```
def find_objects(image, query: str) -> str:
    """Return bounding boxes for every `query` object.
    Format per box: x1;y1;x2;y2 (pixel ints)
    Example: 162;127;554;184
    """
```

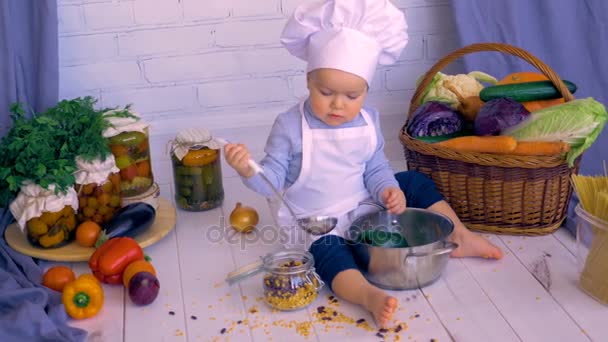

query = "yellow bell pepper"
62;274;104;320
182;148;218;166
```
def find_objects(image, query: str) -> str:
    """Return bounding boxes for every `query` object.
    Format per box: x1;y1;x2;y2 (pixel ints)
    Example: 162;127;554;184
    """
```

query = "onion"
230;202;259;233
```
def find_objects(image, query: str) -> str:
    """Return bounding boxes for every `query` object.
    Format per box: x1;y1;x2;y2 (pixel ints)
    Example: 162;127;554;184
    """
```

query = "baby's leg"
309;235;397;328
427;201;503;259
395;171;503;259
332;269;397;327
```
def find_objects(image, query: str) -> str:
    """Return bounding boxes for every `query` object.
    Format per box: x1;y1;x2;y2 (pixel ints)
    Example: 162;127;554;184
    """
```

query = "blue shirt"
243;99;398;204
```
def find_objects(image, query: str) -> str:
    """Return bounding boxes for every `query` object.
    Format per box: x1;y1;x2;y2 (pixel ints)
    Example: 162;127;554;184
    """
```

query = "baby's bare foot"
450;227;503;259
363;289;398;327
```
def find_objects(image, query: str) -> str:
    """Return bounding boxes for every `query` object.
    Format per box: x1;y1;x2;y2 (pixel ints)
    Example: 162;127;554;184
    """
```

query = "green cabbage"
502;97;608;166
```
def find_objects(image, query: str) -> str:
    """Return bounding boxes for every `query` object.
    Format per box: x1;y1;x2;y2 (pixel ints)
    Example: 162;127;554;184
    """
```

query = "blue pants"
309;171;444;290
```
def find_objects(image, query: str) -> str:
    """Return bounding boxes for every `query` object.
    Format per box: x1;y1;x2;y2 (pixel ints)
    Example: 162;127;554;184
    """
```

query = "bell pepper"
182;148;218;166
89;237;144;285
62;274;104;320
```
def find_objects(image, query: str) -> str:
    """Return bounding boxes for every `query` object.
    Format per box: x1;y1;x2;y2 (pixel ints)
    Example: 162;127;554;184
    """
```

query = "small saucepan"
345;207;457;290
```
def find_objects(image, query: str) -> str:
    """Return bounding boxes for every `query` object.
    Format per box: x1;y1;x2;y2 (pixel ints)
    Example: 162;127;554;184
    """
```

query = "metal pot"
345;207;458;290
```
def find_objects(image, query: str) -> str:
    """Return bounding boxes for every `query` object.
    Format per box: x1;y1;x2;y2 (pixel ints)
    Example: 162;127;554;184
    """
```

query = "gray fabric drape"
0;0;59;137
450;0;608;233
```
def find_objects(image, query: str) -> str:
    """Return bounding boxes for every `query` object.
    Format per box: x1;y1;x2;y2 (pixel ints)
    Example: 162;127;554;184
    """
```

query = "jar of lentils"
225;250;324;311
262;250;324;311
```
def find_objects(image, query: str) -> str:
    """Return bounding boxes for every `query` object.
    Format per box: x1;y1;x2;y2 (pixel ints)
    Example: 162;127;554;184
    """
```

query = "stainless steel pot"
346;207;458;290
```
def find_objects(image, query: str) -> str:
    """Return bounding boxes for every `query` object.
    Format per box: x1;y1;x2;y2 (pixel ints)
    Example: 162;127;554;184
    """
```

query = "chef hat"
280;0;408;84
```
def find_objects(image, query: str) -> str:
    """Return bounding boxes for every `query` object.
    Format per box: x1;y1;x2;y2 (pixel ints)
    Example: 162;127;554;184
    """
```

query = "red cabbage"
407;102;464;137
474;98;530;136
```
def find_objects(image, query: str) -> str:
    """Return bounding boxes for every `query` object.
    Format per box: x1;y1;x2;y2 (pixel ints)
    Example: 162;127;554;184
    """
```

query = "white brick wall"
58;0;462;164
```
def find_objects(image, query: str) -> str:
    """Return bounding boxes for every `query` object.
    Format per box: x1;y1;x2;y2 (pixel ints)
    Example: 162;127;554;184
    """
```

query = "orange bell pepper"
89;237;144;285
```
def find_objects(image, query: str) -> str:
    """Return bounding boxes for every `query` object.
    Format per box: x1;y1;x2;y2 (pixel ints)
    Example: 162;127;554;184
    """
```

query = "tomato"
122;259;157;288
42;266;76;292
76;221;102;247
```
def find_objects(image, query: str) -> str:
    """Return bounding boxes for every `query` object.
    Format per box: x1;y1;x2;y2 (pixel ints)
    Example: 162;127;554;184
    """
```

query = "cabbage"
475;98;530;136
502;97;608;166
408;102;464;137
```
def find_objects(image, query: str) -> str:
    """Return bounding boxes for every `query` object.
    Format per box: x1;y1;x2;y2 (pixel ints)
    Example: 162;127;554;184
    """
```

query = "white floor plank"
553;228;577;256
499;233;608;341
461;234;590;342
170;178;253;342
222;176;320;342
123;183;188;341
421;258;521;342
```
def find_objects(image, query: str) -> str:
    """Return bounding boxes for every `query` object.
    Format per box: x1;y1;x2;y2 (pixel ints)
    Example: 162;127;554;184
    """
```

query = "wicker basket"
400;42;580;236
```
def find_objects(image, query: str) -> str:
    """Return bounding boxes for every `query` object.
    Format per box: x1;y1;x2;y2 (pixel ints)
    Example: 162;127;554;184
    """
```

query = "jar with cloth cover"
73;155;121;225
170;128;224;211
9;182;79;248
103;110;154;197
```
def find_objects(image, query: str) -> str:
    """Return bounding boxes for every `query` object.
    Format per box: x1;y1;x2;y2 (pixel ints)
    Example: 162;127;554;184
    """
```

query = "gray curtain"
450;0;608;234
450;0;608;176
0;0;59;137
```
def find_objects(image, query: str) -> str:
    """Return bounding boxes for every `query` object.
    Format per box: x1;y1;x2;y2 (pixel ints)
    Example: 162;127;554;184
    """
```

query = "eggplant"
102;202;156;240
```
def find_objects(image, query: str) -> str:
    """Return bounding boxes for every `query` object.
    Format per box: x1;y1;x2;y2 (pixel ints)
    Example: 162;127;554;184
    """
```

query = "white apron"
272;101;379;248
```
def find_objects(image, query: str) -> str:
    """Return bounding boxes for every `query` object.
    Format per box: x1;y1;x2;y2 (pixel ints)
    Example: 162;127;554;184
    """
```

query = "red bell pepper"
89;237;144;285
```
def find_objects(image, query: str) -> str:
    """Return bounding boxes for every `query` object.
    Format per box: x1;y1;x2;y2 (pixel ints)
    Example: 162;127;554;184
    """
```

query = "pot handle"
403;241;459;262
225;260;264;285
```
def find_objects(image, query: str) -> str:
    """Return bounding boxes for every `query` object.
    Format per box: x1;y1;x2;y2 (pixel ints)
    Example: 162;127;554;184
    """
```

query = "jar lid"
171;128;224;161
102;109;149;138
225;249;314;285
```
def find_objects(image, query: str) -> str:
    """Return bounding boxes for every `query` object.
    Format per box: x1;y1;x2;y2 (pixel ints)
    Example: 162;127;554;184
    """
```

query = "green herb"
0;96;135;207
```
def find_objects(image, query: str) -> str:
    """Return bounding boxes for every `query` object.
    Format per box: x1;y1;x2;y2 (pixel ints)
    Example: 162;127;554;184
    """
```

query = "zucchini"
479;80;577;102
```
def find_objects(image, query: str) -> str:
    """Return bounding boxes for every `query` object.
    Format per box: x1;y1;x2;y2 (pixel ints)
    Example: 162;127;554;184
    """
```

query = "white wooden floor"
39;124;608;342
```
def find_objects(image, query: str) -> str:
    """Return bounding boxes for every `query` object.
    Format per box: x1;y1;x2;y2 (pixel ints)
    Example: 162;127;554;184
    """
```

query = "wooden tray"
4;197;176;262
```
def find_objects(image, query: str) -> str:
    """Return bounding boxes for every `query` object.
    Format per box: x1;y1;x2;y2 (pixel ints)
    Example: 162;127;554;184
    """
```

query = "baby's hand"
224;143;255;178
381;187;406;214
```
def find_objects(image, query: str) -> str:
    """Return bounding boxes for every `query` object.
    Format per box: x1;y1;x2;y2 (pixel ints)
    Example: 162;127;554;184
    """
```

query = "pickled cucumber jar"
9;182;79;249
170;128;224;211
73;155;121;225
225;250;324;311
103;110;154;197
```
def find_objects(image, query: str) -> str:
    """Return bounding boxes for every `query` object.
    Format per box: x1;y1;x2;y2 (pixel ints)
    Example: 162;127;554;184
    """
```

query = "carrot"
510;141;570;156
434;135;517;154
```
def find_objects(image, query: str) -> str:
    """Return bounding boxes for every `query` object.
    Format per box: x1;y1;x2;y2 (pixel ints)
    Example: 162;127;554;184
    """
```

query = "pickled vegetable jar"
73;155;121;225
170;128;224;211
9;183;79;249
103;110;154;197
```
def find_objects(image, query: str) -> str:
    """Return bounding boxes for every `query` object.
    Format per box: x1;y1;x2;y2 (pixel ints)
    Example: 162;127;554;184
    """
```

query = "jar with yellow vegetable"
225;250;324;311
103;110;154;197
170;128;224;211
9;182;79;248
73;155;121;225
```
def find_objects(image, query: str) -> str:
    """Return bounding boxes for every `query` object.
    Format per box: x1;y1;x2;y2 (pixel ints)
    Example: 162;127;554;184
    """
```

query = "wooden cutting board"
4;196;176;262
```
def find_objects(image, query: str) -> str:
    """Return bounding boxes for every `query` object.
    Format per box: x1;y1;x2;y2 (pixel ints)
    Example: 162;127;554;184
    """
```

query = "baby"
225;0;502;327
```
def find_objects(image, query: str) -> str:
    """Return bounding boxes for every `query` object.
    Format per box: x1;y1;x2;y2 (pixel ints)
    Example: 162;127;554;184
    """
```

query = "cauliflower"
419;71;497;109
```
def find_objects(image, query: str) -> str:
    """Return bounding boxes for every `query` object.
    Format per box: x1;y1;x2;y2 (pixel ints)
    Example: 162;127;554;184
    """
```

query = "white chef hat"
280;0;408;85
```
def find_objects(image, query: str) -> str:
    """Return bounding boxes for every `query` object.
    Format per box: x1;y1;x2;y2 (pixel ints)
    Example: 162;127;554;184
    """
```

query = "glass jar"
26;205;77;248
9;183;79;249
74;174;121;225
170;128;224;211
104;110;154;197
74;156;122;225
225;250;324;311
262;250;323;311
